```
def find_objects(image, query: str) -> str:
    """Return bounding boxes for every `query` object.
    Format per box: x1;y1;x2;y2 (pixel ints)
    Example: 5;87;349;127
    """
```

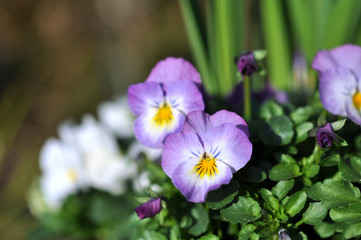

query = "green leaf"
302;164;319;178
331;119;346;131
329;202;361;223
302;202;327;225
284;191;307;217
314;222;348;239
253;49;268;60
259;100;284;120
269;163;301;181
198;234;220;240
295;122;314;144
272;179;295;200
307;179;361;209
221;197;261;223
238;224;257;240
206;180;239;210
170;225;180;240
260;116;294;146
242;167;267;183
290;106;323;125
321;154;340;167
334;133;348;147
188;204;209;236
339;157;361;182
317;116;327;127
344;222;361;239
144;231;167;240
278;154;296;164
260;188;279;211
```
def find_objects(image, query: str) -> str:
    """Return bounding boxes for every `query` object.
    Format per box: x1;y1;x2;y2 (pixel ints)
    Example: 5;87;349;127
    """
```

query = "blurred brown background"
0;0;191;238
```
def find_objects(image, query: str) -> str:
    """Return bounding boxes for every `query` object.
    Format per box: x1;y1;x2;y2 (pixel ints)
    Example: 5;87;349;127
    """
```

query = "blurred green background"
0;0;190;238
2;0;361;238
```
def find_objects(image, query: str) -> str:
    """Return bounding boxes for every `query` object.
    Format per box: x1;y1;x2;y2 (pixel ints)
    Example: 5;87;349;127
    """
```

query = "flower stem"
244;76;252;120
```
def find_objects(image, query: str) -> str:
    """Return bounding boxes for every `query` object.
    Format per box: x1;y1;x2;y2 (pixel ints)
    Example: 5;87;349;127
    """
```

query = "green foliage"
221;197;261;223
269;163;301;181
260;116;294;146
284;191;307;217
307;179;361;209
339;157;361;182
206;180;239;210
302;202;328;225
188;204;209;236
272;179;295;200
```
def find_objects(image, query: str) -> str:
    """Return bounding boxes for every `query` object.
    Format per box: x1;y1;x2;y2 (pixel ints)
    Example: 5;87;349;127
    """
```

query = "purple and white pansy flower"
312;44;361;124
162;110;252;203
128;57;204;148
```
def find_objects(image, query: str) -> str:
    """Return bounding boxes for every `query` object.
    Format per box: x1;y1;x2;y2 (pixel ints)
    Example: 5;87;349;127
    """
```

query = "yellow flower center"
153;103;173;127
353;91;361;110
192;152;219;178
66;168;78;183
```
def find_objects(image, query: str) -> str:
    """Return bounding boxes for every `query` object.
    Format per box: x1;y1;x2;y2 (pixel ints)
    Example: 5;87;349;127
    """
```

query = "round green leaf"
206;180;239;210
307;179;361;209
269;163;301;181
221;197;261;223
271;179;295;200
260;116;294;146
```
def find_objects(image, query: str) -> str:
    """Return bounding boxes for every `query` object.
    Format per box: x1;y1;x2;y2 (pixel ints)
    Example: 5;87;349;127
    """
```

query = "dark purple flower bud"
235;52;258;76
316;123;337;149
135;197;162;220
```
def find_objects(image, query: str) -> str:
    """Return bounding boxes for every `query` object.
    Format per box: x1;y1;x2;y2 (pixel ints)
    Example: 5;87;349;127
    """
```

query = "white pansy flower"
97;96;135;138
75;115;137;194
39;138;87;209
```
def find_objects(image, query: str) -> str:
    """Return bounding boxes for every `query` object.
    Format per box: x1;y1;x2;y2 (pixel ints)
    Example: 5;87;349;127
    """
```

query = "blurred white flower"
39;138;88;209
128;141;162;162
132;171;162;194
97;96;135;138
75;115;137;195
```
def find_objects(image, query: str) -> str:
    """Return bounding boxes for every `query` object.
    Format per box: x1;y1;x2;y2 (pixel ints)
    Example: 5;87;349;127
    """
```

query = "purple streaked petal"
127;82;164;116
210;110;249;137
319;68;356;116
312;44;361;79
182;111;212;137
145;57;201;84
172;160;232;203
346;98;361;125
204;123;252;172
134;108;185;148
135;197;162;220
165;80;205;113
162;131;204;177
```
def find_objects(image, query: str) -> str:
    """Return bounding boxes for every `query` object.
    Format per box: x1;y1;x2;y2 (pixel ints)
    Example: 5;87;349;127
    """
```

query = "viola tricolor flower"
128;57;204;148
312;44;361;124
135;197;162;220
162;110;252;203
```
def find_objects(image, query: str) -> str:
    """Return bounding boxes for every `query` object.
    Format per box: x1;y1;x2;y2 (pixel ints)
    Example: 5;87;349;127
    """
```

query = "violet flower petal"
145;57;202;84
165;80;205;113
210;110;249;137
134;108;185;149
203;123;252;172
162;131;204;177
319;68;356;116
127;82;164;116
172;158;232;203
312;44;361;79
182;111;212;137
236;52;258;76
135;197;162;220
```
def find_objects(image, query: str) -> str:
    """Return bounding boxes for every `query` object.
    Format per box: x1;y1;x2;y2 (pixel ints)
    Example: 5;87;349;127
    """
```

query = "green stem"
244;76;251;120
294;219;305;228
315;144;322;165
